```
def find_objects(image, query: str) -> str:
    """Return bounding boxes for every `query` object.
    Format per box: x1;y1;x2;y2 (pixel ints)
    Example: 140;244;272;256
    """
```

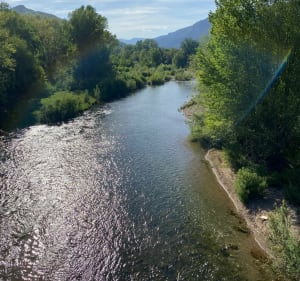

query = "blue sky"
4;0;215;39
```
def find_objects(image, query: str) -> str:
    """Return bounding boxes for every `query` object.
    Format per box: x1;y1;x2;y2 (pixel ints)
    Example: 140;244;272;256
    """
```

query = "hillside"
12;5;58;19
120;18;210;48
154;18;210;48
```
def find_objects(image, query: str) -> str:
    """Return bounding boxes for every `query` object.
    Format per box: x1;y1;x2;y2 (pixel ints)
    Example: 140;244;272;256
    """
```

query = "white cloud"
5;0;215;39
104;6;165;17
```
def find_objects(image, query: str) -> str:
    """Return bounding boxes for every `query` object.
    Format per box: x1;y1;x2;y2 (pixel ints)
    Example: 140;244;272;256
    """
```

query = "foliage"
234;167;267;203
34;91;95;123
269;202;300;280
196;34;276;142
192;0;300;205
68;5;109;54
173;38;199;68
0;8;46;127
0;3;195;127
174;69;193;81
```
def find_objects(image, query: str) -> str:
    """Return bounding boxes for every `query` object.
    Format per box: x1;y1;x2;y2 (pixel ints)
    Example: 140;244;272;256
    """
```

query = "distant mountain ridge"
12;5;58;19
120;18;210;48
154;18;210;48
120;38;145;45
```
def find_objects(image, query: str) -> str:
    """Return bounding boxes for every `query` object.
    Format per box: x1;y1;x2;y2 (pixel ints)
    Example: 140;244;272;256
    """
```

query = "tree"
0;2;9;10
0;8;45;126
181;38;198;57
0;28;16;115
194;0;300;193
173;38;199;68
68;5;108;54
28;16;70;75
73;47;113;90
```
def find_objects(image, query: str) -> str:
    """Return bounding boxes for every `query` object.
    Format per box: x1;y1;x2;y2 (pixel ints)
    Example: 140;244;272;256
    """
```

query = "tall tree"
68;5;109;54
195;0;300;180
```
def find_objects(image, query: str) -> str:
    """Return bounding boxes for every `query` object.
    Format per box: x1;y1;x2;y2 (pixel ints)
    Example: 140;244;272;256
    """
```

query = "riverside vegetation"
189;0;300;280
0;3;198;128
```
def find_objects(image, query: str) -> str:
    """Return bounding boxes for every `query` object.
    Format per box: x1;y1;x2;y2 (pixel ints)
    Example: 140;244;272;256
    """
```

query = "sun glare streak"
234;48;292;128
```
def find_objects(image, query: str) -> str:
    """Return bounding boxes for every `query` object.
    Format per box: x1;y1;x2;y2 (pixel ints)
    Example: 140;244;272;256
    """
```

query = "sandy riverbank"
205;149;300;260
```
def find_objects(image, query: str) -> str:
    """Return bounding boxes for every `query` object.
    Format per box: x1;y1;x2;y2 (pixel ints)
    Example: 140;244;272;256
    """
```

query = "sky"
4;0;215;39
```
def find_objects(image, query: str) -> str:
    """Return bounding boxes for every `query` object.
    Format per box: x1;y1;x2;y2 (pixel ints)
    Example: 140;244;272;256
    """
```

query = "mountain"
120;18;210;48
120;38;145;45
154;18;210;48
12;5;58;19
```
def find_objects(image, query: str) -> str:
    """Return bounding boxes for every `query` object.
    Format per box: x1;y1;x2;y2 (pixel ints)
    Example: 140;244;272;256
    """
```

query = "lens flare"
234;49;292;128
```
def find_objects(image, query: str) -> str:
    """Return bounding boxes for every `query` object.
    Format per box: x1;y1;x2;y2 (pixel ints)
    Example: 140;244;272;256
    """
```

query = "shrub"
149;72;165;86
35;91;95;123
234;167;267;202
269;202;300;280
174;69;193;81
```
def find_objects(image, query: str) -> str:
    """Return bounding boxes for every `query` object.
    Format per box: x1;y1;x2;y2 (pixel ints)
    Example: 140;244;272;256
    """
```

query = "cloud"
5;0;215;38
104;6;165;17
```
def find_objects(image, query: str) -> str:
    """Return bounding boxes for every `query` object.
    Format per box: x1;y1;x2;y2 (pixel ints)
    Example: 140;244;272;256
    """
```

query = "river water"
0;81;273;280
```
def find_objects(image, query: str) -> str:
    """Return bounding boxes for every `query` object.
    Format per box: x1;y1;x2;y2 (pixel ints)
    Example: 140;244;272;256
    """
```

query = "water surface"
0;81;273;280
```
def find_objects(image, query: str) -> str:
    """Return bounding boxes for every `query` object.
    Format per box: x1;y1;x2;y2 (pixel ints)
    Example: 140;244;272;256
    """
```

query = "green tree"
68;5;109;54
0;8;45;126
194;0;300;201
181;38;198;57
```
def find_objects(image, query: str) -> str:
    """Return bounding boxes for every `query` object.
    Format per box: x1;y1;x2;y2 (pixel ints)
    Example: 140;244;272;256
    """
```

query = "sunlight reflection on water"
0;82;274;280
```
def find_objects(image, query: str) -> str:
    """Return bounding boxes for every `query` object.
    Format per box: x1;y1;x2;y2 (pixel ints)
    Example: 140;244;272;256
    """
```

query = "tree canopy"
194;0;300;204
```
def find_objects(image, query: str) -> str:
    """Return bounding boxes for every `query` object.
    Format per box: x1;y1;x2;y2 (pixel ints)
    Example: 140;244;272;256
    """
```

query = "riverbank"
180;101;300;260
205;149;300;260
205;149;274;258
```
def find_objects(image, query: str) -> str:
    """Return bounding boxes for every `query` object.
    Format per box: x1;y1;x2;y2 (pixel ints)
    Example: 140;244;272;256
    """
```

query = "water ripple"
0;82;273;280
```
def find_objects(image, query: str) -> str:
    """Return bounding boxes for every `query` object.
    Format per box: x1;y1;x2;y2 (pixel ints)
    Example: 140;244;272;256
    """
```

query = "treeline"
0;3;198;128
192;1;300;278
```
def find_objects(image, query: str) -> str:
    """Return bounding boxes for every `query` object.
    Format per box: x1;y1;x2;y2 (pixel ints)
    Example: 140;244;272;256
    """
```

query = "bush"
174;69;193;81
234;167;267;202
148;71;165;86
269;202;300;280
35;91;95;123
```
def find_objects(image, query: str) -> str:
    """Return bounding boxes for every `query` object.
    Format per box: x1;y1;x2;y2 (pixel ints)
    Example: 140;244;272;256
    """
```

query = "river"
0;81;273;280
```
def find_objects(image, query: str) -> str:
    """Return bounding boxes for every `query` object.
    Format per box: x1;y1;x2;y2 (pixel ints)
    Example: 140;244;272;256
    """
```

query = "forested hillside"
0;3;197;129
